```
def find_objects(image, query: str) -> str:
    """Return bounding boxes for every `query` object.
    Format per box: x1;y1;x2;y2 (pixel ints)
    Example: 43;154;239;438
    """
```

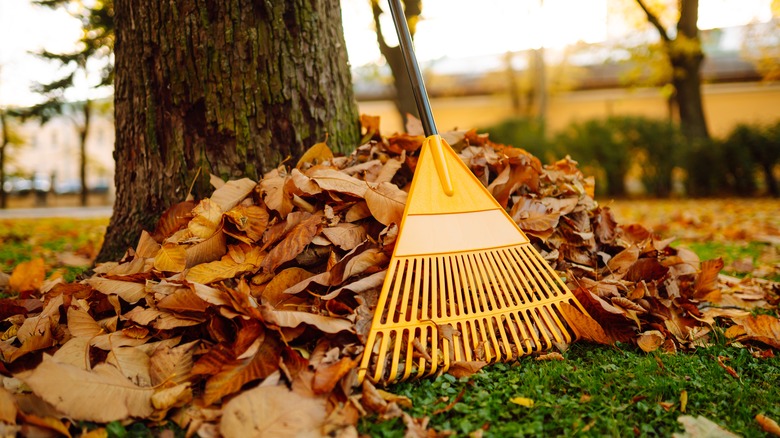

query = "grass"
359;341;780;437
0;217;107;283
1;200;778;436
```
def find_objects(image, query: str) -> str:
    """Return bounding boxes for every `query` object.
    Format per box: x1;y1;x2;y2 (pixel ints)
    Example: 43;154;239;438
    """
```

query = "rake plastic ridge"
357;0;590;384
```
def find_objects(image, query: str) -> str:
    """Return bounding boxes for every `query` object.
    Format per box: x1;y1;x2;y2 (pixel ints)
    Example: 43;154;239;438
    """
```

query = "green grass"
359;342;780;437
0;218;108;282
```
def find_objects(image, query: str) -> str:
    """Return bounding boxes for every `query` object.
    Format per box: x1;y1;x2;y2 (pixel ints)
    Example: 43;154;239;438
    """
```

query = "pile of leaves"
0;116;778;436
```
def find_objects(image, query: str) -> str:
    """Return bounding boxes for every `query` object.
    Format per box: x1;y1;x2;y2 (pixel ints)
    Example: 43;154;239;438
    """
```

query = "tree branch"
635;0;671;43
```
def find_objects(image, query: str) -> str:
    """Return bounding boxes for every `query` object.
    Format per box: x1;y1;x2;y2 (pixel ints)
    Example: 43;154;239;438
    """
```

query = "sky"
0;0;774;107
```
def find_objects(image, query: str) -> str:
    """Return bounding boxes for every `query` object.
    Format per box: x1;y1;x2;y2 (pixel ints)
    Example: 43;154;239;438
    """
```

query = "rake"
357;0;590;384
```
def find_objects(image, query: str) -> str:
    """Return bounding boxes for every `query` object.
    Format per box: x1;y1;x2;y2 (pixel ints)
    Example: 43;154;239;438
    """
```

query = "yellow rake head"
357;135;588;384
358;0;591;384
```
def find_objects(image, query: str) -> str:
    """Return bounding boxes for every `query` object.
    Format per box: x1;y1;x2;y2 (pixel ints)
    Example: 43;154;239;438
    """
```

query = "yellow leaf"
735;314;780;349
135;230;161;259
185;229;227;268
510;397;534;407
9;258;45;294
297;140;334;168
365;182;407;226
224;205;269;243
154;243;187;273
680;390;688;413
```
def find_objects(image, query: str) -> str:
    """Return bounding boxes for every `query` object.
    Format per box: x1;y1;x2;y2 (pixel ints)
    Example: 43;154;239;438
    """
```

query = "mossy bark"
98;0;360;262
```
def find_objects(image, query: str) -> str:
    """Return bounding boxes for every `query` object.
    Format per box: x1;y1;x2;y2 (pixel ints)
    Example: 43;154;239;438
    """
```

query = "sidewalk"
0;206;113;219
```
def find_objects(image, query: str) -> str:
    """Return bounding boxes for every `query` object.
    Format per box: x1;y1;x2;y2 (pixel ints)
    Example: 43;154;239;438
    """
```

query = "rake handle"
387;0;436;136
387;0;454;196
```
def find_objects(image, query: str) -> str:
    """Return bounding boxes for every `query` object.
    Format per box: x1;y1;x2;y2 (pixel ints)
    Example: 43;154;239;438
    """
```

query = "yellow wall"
358;82;780;139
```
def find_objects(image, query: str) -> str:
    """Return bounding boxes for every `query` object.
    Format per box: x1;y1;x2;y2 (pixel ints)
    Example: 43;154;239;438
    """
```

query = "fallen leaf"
220;384;327;437
559;302;615;345
262;308;354;334
309;168;368;198
637;330;666;352
261;213;323;273
20;356;155;422
673;415;739;438
510;397;534;407
9;258;45;295
734;314;780;349
154;243;187;273
87;277;147;304
0;387;16;424
756;414;780;437
297;140;334;168
446;361;488;378
209;178;257;212
365;182;407;226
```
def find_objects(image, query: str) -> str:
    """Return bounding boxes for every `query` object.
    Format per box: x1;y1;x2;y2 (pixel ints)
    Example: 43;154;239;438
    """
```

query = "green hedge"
482;116;780;198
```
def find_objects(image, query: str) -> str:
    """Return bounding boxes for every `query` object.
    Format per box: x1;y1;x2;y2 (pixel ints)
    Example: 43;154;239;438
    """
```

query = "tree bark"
78;101;91;207
671;0;709;141
98;0;360;262
635;0;710;142
0;112;7;209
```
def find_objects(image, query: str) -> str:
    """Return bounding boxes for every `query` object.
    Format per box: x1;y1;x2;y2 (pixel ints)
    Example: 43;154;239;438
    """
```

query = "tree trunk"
78;101;91;207
97;0;360;262
670;0;709;141
0;112;7;209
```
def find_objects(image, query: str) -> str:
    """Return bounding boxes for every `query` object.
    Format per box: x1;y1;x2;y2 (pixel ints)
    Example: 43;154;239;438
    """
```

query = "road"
0;206;113;219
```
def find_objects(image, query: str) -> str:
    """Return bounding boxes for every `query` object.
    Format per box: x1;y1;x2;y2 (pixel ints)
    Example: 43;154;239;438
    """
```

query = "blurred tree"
620;0;710;141
22;0;114;206
370;0;422;127
97;0;360;262
742;1;780;82
0;109;26;209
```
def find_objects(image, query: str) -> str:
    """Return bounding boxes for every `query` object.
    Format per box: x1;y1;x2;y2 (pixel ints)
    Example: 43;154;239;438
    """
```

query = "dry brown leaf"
735;314;780;349
607;246;640;276
261;213;323;274
262;308;354;334
309;168;368;198
511;198;560;232
150;341;197;386
188;199;224;239
185;229;227;268
151;383;192;411
157;288;210;314
559;302;615;345
0;387;16;424
185;255;258;285
107;346;152;386
446;361;488;378
9;258;45;295
756;414;780;437
365;182;407;227
261;267;313;308
20;356;155;422
67;306;104;338
693;258;724;298
313;356;358;395
87;277;147;304
202;335;281;405
154;243;187;273
224;205;269;243
152;201;197;242
673;415;739;438
322;223;367;251
637;330;666;352
220;384;327;438
209;178;256;212
135;230;161;259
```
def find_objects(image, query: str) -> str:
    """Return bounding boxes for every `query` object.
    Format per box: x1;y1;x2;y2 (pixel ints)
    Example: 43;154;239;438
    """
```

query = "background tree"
0;109;26;209
97;0;361;262
631;0;710;141
23;0;114;206
371;0;423;127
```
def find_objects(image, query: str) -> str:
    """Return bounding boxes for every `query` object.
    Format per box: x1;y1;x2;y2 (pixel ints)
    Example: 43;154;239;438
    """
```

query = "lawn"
0;198;778;436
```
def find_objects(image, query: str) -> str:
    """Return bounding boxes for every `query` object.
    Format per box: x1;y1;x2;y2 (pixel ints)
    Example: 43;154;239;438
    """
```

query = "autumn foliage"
0;117;778;436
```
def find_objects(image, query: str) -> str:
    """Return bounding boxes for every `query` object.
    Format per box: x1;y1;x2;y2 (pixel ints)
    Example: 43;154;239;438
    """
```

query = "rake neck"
387;0;437;136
